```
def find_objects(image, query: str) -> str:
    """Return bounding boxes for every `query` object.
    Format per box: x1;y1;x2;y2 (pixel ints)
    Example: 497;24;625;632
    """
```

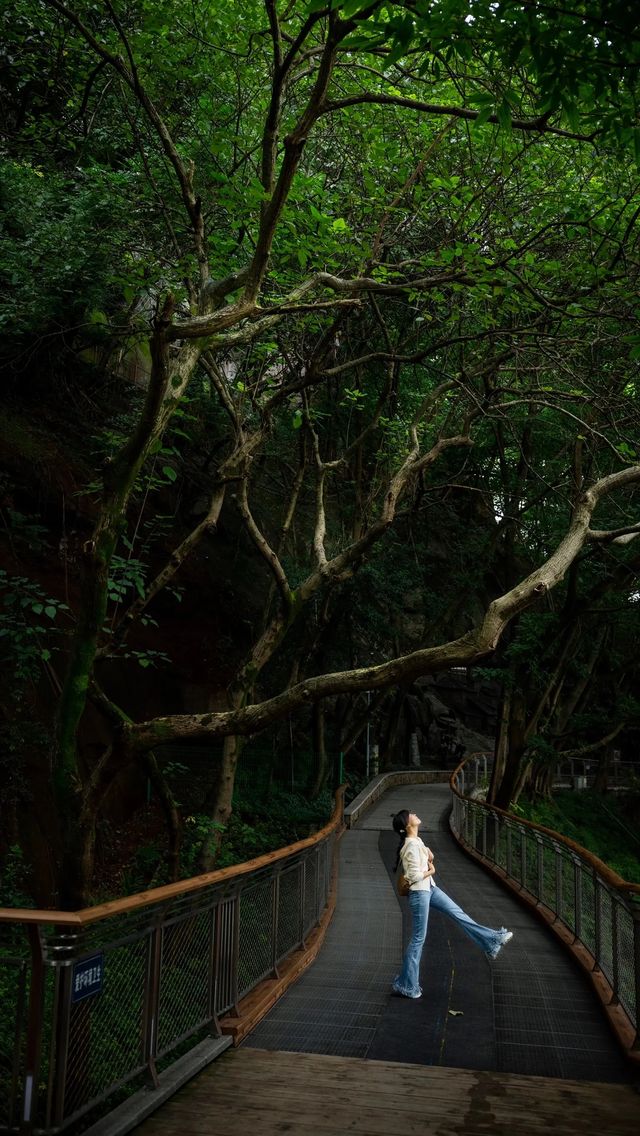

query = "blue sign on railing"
71;953;104;1003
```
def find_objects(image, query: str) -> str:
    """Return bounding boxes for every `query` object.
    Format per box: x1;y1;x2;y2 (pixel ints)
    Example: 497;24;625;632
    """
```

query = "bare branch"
557;722;626;760
588;523;640;545
237;477;293;611
305;400;343;571
320;92;597;144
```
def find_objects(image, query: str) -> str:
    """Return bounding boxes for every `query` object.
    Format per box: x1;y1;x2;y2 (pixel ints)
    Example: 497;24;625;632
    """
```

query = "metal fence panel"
617;900;636;1023
237;877;274;999
276;864;302;963
57;933;148;1124
214;896;238;1017
451;757;638;1033
0;791;344;1135
303;852;318;936
157;909;214;1057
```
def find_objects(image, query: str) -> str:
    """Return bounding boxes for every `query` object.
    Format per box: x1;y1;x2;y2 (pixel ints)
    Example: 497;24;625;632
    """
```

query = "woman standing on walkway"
392;809;513;999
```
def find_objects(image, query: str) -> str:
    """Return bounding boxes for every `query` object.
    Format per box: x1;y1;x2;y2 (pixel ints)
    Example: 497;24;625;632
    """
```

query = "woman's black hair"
391;809;410;872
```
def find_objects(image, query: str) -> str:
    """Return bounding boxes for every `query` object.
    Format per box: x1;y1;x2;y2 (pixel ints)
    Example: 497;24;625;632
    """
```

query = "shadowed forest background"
1;0;640;909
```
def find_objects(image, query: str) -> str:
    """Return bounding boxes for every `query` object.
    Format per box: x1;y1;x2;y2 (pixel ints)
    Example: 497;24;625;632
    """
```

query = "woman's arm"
401;841;428;885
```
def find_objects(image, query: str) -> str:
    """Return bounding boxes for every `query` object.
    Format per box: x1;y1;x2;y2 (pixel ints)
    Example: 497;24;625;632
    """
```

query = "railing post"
216;892;240;1017
573;858;582;941
271;870;281;979
142;915;163;1089
593;872;602;972
207;903;221;1037
520;828;526;889
299;859;307;948
46;950;74;1128
314;845;321;923
232;892;240;1013
610;897;620;1006
555;846;563;922
506;824;512;878
536;838;544;906
19;926;46;1136
632;901;640;1050
481;811;487;857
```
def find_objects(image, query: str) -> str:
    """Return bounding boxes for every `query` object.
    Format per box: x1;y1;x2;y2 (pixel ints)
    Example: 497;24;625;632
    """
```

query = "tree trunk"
594;744;612;794
488;684;511;805
531;761;555;799
58;737;132;907
197;727;244;872
493;686;529;810
511;758;534;806
309;701;329;798
145;751;183;883
380;689;404;769
340;689;386;760
53;322;201;905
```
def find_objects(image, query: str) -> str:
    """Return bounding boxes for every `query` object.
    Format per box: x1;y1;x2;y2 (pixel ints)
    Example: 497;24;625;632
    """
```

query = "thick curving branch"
320;92;597;143
168;268;471;341
588;523;640;545
126;463;640;751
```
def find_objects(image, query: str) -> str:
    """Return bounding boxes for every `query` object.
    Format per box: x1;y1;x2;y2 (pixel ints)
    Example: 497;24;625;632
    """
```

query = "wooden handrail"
450;756;640;896
0;787;346;927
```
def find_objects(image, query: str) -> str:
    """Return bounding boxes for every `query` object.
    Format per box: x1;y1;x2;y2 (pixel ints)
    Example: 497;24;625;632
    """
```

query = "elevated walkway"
132;782;640;1136
245;783;630;1080
131;781;640;1136
132;1048;639;1136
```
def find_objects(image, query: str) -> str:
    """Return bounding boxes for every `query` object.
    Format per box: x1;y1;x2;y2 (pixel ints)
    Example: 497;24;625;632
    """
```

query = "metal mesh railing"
157;908;215;1056
0;789;343;1134
303;850;318;936
276;864;303;961
450;758;640;1044
60;933;148;1121
215;896;238;1017
238;875;275;998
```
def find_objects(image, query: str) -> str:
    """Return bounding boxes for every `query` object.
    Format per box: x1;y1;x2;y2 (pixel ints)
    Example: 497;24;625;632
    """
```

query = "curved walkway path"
246;783;630;1082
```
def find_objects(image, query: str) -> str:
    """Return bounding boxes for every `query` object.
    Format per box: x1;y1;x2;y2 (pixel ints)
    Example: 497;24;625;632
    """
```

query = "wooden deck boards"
133;1047;640;1136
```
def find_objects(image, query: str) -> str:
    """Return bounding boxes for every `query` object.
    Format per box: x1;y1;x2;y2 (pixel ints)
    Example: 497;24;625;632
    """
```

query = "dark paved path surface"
245;783;633;1083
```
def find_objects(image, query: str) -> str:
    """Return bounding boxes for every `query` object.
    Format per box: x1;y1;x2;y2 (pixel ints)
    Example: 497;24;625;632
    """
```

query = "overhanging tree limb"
126;463;640;750
320;92;597;143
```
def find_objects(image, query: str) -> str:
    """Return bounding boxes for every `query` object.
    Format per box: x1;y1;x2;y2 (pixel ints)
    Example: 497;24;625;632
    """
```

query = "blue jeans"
392;885;507;998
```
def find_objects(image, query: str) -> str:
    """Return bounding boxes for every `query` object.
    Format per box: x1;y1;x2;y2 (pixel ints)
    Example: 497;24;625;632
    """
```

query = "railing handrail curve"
450;754;640;895
0;786;346;927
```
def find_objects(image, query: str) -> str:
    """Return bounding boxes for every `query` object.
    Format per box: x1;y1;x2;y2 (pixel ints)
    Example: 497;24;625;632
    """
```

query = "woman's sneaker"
486;929;513;960
392;984;422;999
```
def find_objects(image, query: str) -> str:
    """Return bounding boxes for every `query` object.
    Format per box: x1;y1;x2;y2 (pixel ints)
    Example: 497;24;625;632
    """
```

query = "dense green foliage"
517;789;640;883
